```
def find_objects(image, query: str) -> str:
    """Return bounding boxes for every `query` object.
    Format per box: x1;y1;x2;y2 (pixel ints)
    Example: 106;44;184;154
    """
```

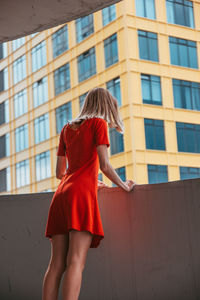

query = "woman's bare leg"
42;234;69;300
62;229;93;300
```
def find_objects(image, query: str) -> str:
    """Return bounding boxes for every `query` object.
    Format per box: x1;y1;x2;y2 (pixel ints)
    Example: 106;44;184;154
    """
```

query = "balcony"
0;178;200;299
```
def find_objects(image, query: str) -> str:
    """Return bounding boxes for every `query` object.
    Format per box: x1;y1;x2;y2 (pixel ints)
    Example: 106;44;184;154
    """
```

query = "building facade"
0;0;200;194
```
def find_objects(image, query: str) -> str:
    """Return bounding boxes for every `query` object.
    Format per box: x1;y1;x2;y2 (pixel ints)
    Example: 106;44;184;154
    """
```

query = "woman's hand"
123;180;137;192
97;180;109;190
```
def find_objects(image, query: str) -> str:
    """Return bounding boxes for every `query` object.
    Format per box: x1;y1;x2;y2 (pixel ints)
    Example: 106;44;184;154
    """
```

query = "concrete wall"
0;178;200;299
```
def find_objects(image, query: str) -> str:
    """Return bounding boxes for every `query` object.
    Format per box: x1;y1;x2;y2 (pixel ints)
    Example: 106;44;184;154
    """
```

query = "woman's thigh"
49;234;69;272
66;229;93;270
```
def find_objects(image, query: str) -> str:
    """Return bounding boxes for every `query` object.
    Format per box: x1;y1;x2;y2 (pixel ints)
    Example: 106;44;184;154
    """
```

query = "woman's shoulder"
91;116;107;124
86;117;107;130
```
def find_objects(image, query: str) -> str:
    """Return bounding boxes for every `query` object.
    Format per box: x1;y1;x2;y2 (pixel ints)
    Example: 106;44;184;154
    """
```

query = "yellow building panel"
0;0;200;194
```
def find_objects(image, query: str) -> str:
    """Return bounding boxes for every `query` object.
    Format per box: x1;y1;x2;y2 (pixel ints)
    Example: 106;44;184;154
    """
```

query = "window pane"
179;44;189;67
146;0;156;19
148;164;168;183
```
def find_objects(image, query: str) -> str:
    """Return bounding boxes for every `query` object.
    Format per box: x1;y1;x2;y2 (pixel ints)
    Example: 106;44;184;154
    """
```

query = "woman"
42;87;136;300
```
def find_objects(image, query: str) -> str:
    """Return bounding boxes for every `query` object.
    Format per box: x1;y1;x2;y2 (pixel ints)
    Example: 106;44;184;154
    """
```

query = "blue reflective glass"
52;25;68;58
145;119;165;150
102;4;116;26
180;167;200;180
104;33;118;68
142;74;162;105
188;46;198;68
148;164;168;183
78;48;96;82
176;122;200;153
138;31;158;61
112;167;126;187
106;77;122;106
109;128;124;155
56;102;72;133
166;0;194;28
135;0;156;19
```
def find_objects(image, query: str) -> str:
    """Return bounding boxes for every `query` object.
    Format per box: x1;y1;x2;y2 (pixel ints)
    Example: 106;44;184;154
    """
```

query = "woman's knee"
49;259;66;274
66;258;85;273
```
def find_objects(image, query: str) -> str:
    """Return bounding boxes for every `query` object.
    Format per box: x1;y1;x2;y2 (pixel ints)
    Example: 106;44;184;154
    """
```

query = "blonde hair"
70;87;124;134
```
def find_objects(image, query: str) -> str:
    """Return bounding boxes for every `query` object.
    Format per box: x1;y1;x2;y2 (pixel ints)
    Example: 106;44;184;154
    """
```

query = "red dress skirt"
45;117;110;248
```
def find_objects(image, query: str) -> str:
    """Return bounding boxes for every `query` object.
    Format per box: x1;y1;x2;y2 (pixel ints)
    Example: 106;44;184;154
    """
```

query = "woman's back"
57;117;110;177
45;116;110;248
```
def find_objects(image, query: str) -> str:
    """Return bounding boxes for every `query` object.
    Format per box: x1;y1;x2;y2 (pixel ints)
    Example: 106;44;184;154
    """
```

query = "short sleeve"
94;118;110;148
56;126;66;156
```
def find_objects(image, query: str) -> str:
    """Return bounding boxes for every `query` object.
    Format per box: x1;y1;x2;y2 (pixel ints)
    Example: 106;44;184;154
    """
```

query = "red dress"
45;117;110;248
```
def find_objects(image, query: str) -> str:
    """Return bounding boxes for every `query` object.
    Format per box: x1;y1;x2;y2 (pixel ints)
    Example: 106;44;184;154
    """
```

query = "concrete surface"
0;178;200;299
0;0;122;42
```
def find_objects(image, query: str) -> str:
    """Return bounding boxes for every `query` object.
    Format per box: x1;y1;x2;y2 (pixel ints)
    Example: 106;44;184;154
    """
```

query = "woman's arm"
56;156;67;179
96;144;136;191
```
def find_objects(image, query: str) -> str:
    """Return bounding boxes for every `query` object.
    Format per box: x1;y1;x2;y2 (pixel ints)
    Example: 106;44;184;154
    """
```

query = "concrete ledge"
0;178;200;299
0;0;122;42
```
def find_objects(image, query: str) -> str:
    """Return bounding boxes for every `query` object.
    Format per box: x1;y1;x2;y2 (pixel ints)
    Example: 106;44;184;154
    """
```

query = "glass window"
106;77;121;106
144;118;166;150
176;122;200;153
0;42;7;60
141;74;162;105
15;123;29;152
169;36;198;68
0;43;3;60
56;102;72;134
5;100;9;123
31;32;38;38
104;33;118;68
75;14;94;43
138;30;159;62
5;133;10;156
31;41;46;72
0;102;4;125
0;70;3;92
0;133;10;158
14;89;28;118
54;63;70;96
0;167;11;192
77;47;96;82
0;168;6;192
35;150;51;181
12;37;25;51
166;0;194;28
102;4;116;26
6;167;11;192
3;67;8;90
112;166;126;187
3;43;7;58
172;79;200;111
16;159;30;188
148;164;168;183
180;166;200;180
33;77;48;107
109;128;124;155
79;92;88;110
0;100;9;125
98;173;103;181
34;113;49;144
0;135;5;159
135;0;156;19
0;68;8;92
13;55;26;84
52;25;69;58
